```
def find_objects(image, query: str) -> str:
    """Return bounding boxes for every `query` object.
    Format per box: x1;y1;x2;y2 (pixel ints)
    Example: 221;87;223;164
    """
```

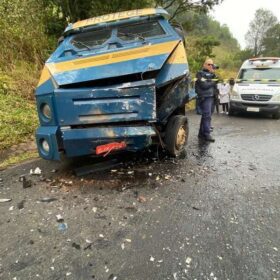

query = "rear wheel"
164;115;189;157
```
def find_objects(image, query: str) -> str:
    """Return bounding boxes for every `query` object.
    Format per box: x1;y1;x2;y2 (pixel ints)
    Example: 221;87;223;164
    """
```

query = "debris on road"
72;242;81;250
58;223;68;232
185;257;192;265
108;274;117;280
20;176;32;189
248;163;257;171
137;195;147;203
39;197;58;203
150;256;155;262
74;159;121;176
17;200;25;209
0;198;12;203
30;167;42;175
56;214;64;222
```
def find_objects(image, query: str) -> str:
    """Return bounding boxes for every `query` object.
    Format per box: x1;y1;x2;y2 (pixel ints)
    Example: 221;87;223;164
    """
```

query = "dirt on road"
0;112;279;280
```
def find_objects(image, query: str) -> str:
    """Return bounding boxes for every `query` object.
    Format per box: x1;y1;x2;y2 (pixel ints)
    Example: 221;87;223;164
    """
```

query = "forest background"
0;0;279;154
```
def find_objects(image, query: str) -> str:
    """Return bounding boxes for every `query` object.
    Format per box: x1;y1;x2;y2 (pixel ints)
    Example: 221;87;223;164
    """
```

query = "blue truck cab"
35;8;192;160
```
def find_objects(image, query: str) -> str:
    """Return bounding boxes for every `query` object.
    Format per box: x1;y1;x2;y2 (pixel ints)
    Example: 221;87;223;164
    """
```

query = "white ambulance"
230;57;280;119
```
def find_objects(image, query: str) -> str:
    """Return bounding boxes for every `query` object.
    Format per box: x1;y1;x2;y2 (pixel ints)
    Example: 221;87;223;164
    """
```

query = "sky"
210;0;280;49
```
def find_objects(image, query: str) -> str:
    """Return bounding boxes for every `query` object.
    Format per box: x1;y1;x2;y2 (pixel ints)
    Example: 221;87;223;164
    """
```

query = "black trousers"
211;99;219;114
222;103;229;112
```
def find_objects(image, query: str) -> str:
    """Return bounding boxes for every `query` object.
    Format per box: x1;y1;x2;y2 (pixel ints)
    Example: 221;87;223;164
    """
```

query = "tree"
42;0;223;37
245;9;278;56
42;0;153;24
262;23;280;56
41;0;154;37
154;0;223;20
0;0;51;65
187;35;220;73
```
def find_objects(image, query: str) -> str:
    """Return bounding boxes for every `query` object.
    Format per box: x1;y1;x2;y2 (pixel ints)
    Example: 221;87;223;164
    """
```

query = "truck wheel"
272;112;280;120
164;115;189;157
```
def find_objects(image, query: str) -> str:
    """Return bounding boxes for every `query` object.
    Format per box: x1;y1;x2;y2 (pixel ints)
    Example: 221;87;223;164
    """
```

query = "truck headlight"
230;90;241;101
40;103;52;121
40;138;50;155
42;139;50;153
271;94;280;102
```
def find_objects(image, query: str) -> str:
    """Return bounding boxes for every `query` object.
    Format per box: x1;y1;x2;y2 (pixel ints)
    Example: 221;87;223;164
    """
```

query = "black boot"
204;135;215;142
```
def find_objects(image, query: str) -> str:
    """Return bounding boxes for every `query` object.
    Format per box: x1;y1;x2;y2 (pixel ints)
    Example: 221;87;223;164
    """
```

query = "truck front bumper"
36;125;156;161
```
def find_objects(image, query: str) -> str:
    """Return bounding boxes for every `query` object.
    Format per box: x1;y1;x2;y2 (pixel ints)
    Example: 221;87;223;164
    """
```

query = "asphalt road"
0;112;279;280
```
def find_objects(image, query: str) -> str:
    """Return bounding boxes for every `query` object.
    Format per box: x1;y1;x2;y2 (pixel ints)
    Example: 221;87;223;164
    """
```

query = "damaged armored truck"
35;8;192;160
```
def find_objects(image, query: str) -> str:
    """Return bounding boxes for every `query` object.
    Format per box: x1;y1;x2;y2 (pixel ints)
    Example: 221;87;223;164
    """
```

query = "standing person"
218;81;230;114
195;58;218;142
212;87;220;114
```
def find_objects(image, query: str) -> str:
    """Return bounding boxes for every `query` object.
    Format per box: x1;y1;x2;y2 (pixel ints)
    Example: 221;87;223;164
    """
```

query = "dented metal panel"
62;126;156;157
54;80;156;126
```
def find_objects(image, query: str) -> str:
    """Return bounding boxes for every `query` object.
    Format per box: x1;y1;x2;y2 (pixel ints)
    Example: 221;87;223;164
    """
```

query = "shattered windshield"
71;28;112;50
70;20;166;51
239;68;280;80
117;21;166;41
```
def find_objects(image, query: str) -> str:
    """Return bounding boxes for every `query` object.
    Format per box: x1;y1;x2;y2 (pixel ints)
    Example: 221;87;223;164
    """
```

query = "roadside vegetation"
0;0;278;156
0;89;38;150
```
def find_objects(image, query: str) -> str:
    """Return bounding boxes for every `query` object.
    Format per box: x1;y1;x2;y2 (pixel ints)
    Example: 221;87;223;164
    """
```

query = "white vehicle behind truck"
230;57;280;119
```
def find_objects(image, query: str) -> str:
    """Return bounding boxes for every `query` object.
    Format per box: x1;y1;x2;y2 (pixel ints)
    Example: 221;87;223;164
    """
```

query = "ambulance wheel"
228;107;234;116
164;115;189;157
272;112;280;120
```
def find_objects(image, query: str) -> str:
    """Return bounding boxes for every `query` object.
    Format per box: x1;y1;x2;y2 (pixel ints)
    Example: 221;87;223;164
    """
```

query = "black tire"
272;112;280;120
228;107;234;116
164;115;189;157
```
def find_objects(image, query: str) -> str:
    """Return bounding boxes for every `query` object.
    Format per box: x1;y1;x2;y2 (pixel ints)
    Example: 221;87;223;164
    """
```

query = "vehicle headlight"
41;139;50;154
230;90;241;100
271;94;280;102
40;103;52;120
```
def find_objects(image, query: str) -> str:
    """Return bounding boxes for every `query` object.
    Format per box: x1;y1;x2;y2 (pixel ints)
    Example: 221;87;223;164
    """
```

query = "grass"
0;90;38;150
0;151;39;170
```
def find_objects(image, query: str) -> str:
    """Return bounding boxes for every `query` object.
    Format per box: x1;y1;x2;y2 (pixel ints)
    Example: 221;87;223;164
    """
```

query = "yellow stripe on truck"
46;41;179;75
37;66;51;87
167;41;188;64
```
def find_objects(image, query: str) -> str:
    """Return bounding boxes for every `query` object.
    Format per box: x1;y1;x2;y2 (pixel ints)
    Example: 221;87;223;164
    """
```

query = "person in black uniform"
195;58;218;142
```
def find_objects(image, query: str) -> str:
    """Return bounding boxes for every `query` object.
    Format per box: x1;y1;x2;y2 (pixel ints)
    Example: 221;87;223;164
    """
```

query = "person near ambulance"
218;81;230;114
195;58;219;142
